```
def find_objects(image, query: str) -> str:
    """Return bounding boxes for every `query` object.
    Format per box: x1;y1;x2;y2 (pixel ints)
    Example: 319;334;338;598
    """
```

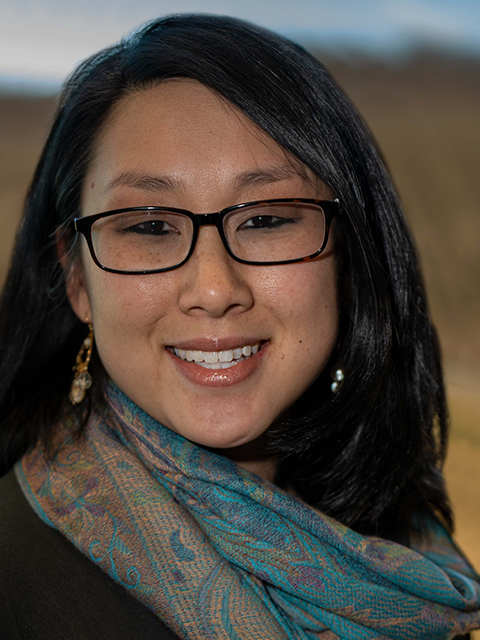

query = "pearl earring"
330;368;344;393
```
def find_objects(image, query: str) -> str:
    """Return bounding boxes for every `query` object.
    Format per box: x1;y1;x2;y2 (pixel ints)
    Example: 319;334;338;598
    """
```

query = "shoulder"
0;468;48;580
0;469;179;640
0;468;80;595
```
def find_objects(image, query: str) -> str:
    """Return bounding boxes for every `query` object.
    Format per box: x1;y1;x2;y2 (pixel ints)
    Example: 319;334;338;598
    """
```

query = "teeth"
200;360;239;370
203;351;218;364
219;350;233;362
173;342;260;366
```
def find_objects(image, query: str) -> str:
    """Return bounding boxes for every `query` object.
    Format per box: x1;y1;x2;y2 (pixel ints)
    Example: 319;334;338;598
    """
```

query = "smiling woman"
68;81;338;457
0;13;479;640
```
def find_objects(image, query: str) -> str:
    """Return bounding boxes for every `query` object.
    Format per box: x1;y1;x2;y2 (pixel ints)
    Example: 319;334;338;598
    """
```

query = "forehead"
84;80;317;199
80;81;334;219
93;82;277;162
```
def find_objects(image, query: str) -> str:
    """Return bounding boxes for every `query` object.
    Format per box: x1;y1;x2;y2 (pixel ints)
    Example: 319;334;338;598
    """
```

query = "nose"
177;225;254;318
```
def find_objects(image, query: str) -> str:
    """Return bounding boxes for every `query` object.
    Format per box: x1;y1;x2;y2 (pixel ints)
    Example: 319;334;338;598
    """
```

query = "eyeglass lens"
90;202;327;273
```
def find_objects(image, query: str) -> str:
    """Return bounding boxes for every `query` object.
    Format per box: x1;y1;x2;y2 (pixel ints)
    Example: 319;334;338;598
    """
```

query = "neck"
209;436;278;484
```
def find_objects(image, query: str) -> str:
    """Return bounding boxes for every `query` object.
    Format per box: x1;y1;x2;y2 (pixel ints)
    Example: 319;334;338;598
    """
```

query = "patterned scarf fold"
17;383;480;640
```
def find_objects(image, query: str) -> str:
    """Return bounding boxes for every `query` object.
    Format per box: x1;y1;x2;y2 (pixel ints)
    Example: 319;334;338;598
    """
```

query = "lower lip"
167;343;268;388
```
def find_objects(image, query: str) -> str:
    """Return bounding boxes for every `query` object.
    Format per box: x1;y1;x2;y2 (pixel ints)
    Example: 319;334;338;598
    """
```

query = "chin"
176;419;268;451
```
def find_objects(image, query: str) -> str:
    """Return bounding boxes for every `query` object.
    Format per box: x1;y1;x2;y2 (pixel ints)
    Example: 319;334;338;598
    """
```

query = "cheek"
259;259;338;336
83;271;177;362
88;273;170;319
252;260;338;416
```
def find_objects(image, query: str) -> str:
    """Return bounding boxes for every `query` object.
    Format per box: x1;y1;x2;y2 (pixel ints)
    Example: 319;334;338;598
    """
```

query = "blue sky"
1;0;479;89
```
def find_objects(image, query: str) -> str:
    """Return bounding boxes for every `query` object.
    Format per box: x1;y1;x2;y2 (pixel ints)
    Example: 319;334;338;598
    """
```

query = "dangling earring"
69;322;94;405
331;367;344;393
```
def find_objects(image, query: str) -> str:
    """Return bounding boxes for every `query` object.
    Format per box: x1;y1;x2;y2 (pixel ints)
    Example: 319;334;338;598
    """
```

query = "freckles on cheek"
261;263;333;314
91;276;175;327
279;262;338;346
257;270;302;308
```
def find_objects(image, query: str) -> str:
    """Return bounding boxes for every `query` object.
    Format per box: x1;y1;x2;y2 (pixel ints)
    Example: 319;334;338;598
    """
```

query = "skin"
67;80;338;481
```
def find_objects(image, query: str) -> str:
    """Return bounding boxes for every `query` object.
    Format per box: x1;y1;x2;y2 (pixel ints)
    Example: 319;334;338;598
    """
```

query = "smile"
173;343;260;369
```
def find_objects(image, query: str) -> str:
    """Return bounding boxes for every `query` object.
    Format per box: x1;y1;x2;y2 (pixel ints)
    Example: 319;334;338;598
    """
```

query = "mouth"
172;342;261;370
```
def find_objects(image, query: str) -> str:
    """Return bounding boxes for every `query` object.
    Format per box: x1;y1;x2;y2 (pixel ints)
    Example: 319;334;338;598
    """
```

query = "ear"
57;232;93;323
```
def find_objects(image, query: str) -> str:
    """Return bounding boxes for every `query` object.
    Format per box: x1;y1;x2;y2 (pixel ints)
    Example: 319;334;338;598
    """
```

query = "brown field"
1;51;479;626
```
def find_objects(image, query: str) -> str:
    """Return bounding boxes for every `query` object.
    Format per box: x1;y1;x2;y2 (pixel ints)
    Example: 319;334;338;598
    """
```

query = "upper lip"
168;337;266;352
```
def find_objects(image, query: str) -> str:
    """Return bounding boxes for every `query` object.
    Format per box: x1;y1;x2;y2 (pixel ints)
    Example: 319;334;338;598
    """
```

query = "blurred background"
1;0;479;588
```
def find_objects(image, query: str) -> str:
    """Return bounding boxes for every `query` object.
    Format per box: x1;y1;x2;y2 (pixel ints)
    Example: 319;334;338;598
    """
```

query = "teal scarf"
16;383;480;639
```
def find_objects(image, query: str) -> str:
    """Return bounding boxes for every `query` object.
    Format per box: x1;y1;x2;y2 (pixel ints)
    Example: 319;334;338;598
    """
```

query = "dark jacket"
0;470;179;640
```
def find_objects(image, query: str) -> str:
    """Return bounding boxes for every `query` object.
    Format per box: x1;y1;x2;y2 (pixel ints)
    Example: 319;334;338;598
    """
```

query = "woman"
0;14;478;640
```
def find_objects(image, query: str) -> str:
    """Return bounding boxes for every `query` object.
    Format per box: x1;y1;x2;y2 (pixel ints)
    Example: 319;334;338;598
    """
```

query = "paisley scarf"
17;383;480;640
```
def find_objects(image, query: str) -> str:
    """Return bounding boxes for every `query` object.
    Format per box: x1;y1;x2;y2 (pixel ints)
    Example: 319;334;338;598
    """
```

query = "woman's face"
69;80;338;453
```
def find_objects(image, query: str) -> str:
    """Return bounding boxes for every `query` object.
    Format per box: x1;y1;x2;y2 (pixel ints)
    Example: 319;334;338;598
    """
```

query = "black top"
0;469;180;640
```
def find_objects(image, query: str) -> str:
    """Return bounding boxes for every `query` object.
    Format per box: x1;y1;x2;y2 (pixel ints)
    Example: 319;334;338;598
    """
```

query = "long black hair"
0;14;451;543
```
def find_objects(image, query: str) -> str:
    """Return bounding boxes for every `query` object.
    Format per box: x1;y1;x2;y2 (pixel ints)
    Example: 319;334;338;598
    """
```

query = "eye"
238;215;296;230
122;219;180;236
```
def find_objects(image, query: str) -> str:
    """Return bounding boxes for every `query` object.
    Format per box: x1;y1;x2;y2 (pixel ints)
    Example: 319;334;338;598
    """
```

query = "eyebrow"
234;164;305;189
102;171;179;195
102;164;305;196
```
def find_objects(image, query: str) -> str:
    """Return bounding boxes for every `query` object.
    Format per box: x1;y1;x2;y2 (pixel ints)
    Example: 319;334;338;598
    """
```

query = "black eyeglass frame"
73;197;341;275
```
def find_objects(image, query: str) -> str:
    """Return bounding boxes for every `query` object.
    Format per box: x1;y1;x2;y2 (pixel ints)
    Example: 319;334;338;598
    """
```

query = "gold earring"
69;323;94;405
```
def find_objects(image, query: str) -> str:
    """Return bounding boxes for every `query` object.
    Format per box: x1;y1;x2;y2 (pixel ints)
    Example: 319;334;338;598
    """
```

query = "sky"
0;0;479;91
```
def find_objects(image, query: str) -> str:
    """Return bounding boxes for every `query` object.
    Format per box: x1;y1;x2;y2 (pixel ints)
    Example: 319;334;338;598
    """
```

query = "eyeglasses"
73;198;340;275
